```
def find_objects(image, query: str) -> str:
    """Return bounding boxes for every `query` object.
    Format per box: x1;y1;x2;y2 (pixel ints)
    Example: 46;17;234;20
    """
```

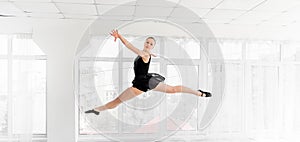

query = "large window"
77;37;300;141
207;39;300;141
208;63;243;133
0;34;47;138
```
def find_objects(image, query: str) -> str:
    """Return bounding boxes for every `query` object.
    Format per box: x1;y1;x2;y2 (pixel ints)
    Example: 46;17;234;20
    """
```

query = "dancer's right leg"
93;87;143;112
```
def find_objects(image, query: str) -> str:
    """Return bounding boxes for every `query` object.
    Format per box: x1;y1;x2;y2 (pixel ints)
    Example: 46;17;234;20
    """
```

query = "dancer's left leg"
152;83;205;96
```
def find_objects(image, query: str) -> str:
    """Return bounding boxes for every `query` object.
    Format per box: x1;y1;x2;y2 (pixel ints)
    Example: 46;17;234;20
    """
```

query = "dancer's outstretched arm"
110;29;149;57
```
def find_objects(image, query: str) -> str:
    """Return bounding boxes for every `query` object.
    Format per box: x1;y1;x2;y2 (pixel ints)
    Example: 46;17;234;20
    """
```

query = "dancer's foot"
198;89;212;97
85;109;100;115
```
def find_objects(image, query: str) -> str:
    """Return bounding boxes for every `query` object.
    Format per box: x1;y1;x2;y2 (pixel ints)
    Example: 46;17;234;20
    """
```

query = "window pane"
80;61;119;134
81;36;106;58
122;62;135;89
0;35;8;55
209;40;243;60
0;60;8;135
165;37;200;59
282;65;300;131
12;38;45;56
164;38;182;59
166;65;198;131
122;97;161;133
246;65;280;131
97;38;119;58
12;60;46;134
79;61;98;134
183;39;200;59
282;42;300;62
0;96;7;135
0;60;7;96
295;66;300;131
209;63;243;133
246;41;280;61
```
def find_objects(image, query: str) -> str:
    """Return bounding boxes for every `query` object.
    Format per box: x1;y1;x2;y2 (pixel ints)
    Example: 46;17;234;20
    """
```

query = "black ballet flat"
85;109;100;115
198;89;212;97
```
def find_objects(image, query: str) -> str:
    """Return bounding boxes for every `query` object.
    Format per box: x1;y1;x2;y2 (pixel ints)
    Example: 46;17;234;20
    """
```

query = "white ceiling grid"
0;0;298;26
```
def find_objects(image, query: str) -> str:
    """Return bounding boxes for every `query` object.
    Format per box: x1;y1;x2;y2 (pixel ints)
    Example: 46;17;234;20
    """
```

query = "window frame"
0;34;47;139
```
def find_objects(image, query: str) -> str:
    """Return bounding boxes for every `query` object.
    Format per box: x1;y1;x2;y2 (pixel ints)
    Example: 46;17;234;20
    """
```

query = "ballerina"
85;30;211;115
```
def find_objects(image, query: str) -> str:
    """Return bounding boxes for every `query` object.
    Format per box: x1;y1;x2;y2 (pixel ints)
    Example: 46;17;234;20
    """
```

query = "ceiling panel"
167;17;204;24
170;7;213;19
260;5;300;26
231;18;262;25
95;0;136;5
134;5;173;17
170;7;200;18
136;0;177;7
96;5;117;15
230;20;260;25
185;7;211;18
232;11;279;24
203;9;246;19
53;0;94;4
133;16;169;22
180;0;223;8
216;0;266;10
56;3;97;15
14;2;59;13
203;18;232;24
259;20;292;27
253;0;300;12
282;5;300;21
0;2;22;12
0;2;25;16
10;0;51;2
165;0;181;4
100;15;133;21
97;5;135;16
28;13;64;18
267;12;300;23
64;14;98;20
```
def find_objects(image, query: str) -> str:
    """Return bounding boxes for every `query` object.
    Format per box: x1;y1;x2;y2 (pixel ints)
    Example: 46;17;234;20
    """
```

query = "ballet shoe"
198;89;212;97
85;109;100;115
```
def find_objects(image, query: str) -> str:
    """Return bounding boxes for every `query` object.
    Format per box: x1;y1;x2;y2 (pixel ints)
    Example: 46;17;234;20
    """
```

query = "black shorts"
132;73;165;92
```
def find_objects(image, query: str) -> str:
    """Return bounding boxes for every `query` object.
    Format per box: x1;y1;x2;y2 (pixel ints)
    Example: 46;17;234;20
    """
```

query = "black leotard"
133;55;150;77
132;55;165;92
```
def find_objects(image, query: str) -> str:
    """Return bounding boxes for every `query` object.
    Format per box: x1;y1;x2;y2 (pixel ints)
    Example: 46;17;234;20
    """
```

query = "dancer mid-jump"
85;30;211;115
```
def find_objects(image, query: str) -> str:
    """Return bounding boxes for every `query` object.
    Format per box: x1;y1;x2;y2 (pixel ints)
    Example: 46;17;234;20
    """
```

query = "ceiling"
0;0;300;27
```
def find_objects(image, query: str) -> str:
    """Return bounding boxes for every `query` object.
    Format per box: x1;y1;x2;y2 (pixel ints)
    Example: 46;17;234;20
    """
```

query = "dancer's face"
144;38;155;51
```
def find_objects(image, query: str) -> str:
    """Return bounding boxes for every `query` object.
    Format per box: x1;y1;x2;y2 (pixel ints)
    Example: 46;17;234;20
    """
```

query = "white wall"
33;19;90;142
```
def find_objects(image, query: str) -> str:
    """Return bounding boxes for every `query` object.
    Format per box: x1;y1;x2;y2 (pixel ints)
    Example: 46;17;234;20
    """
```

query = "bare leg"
152;83;206;97
94;87;143;112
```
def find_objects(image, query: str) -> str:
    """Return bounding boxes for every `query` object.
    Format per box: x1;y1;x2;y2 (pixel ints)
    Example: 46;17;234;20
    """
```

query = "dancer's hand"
110;29;119;42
